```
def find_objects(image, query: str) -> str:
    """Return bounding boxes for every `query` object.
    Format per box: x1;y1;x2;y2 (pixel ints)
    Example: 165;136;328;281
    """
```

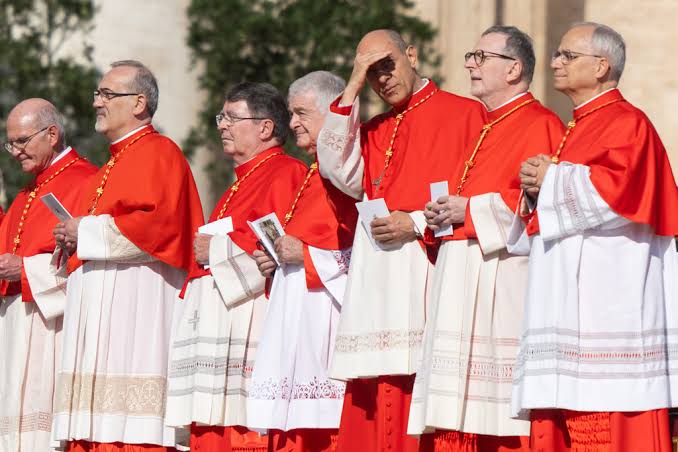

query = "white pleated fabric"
166;234;267;428
247;247;350;431
52;215;185;447
509;163;678;417
409;193;530;437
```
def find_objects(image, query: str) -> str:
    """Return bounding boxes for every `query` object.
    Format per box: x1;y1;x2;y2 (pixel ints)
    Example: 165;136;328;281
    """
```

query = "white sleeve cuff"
209;234;265;308
77;215;153;262
469;193;514;254
24;253;67;320
408;210;428;236
308;246;351;304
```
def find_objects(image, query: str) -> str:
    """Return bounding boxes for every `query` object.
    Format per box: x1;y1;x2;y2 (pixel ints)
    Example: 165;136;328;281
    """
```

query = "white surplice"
52;215;186;447
247;246;350;431
0;254;66;452
317;98;431;380
508;162;678;417
408;193;530;437
166;233;267;428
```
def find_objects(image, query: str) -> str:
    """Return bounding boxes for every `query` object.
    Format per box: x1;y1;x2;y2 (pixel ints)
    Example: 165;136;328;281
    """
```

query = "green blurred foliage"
0;0;107;205
185;0;439;202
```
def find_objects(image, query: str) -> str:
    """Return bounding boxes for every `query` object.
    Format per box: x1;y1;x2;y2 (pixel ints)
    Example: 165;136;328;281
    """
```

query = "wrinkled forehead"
6;111;39;137
357;34;401;56
474;32;508;52
289;90;320;112
560;26;595;51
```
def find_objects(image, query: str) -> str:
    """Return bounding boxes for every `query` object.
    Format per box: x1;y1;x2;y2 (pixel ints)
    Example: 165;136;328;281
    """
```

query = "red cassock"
331;81;486;452
187;146;308;452
67;125;205;275
63;126;204;452
526;89;678;451
421;93;564;452
267;163;358;452
0;149;97;300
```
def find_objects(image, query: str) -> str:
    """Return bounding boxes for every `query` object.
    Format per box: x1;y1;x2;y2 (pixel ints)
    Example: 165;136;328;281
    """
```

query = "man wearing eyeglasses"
0;98;96;452
406;26;564;452
51;60;205;452
510;22;678;450
165;82;307;452
315;29;485;452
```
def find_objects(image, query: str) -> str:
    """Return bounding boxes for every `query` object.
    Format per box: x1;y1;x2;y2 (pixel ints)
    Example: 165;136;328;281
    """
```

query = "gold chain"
283;162;318;227
88;130;157;215
12;156;82;254
372;88;439;187
456;98;536;195
215;151;283;220
551;99;622;163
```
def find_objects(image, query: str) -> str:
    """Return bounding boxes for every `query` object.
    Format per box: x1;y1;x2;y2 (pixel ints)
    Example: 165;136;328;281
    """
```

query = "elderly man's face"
217;100;268;162
465;33;517;103
358;34;419;108
93;66;141;141
551;26;602;93
5;115;57;174
288;91;325;155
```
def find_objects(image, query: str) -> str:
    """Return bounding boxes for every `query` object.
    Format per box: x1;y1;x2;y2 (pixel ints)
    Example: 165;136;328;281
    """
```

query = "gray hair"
288;71;346;112
482;25;535;84
111;60;160;117
34;103;66;147
573;22;626;81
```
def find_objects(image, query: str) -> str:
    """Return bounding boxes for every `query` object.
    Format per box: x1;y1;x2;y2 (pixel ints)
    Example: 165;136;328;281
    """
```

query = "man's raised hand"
341;51;392;106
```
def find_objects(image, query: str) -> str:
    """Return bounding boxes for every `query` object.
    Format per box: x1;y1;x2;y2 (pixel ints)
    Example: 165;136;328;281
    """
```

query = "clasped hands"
254;235;304;277
53;217;82;256
519;154;553;198
424;196;468;232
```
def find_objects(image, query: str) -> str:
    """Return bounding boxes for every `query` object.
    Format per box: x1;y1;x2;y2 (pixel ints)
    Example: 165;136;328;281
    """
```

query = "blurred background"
1;0;676;215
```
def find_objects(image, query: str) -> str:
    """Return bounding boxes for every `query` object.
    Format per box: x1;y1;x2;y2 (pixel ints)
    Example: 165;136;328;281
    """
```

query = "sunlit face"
217;100;270;163
551;26;603;93
288;91;325;155
465;33;517;102
5;115;57;174
358;33;420;108
93;66;141;141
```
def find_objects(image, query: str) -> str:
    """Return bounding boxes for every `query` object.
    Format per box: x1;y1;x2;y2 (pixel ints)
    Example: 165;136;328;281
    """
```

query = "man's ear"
133;94;149;117
405;45;418;70
594;57;612;81
47;124;60;148
258;119;275;141
506;60;523;84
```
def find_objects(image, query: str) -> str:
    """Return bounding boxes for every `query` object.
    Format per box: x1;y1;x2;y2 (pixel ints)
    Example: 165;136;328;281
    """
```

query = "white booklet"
40;193;72;221
430;181;453;237
198;217;233;236
247;212;285;265
355;198;391;251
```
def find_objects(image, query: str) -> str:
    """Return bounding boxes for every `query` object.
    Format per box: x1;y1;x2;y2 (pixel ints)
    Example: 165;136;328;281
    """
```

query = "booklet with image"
40;193;73;222
355;198;391;251
247;212;286;265
430;181;453;237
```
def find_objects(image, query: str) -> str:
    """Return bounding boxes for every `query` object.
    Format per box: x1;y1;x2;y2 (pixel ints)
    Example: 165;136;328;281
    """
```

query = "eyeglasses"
551;49;603;65
4;125;51;153
464;49;516;66
215;112;268;126
93;88;140;102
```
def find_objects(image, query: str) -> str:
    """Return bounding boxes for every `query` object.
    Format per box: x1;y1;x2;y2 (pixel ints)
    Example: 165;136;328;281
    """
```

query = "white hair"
35;103;66;146
288;71;346;112
573;22;626;81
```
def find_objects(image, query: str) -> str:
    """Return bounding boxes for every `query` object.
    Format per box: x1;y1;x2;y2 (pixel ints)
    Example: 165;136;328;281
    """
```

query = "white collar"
488;91;529;112
413;78;429;95
50;146;72;166
575;88;618;110
111;124;151;144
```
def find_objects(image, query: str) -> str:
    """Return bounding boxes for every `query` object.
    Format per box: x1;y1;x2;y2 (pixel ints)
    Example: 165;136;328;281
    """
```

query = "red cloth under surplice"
419;431;529;452
66;440;176;452
530;408;672;452
336;375;419;452
191;424;267;452
268;428;338;452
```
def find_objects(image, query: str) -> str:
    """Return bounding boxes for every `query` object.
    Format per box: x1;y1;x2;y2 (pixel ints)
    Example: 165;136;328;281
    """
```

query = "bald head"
6;98;67;174
358;29;408;55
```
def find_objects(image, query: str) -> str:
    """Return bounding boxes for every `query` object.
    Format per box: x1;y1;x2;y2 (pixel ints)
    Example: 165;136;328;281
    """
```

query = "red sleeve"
462;200;477;239
330;96;353;116
20;261;34;302
303;243;324;290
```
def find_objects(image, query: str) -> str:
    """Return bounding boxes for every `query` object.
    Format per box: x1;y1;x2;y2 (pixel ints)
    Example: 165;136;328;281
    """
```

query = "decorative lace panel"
54;373;166;417
334;329;424;353
332;249;352;274
249;376;345;401
319;130;349;154
0;412;52;435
